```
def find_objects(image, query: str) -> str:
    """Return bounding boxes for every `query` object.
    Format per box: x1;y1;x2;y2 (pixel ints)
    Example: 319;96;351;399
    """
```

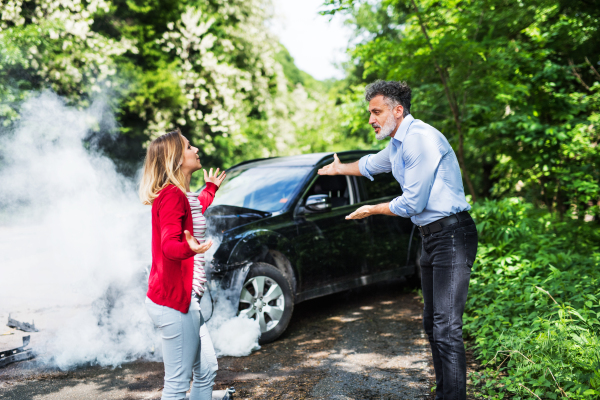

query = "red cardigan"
147;183;218;313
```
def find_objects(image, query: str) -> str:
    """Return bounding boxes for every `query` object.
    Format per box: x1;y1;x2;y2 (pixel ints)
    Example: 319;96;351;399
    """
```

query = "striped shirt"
186;191;208;299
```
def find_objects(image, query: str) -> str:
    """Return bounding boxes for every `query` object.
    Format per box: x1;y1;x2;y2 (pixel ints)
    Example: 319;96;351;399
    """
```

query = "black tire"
238;262;294;344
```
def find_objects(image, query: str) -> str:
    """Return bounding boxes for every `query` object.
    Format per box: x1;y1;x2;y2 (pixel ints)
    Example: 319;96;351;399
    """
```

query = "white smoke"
0;91;259;369
202;267;261;357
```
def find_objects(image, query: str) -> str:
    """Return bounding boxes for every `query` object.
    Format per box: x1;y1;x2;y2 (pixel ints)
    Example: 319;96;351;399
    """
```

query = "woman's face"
180;135;202;174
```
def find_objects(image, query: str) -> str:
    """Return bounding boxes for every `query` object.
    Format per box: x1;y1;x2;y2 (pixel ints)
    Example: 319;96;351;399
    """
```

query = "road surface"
0;279;445;399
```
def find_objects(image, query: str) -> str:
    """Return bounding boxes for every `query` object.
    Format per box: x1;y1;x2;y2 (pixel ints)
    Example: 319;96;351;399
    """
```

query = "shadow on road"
215;278;436;399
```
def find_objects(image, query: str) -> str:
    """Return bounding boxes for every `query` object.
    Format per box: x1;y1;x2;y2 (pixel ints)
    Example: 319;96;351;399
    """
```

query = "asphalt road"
0;279;440;400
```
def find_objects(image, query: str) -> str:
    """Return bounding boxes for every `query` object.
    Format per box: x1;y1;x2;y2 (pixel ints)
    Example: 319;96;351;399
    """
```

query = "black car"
202;151;420;344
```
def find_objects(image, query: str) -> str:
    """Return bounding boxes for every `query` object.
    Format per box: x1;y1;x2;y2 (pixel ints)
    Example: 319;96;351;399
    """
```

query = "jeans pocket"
158;303;165;327
430;228;454;239
464;231;478;268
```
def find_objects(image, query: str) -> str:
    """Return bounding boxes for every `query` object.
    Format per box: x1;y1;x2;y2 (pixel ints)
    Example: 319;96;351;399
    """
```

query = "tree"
1;0;357;177
324;0;600;217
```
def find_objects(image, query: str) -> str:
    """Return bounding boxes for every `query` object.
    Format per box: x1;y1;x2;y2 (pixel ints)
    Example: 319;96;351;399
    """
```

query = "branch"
484;349;535;368
547;368;568;398
409;0;478;202
535;286;559;305
585;57;600;81
569;59;591;91
503;350;535;364
473;8;485;41
496;354;511;371
409;0;459;122
519;383;542;400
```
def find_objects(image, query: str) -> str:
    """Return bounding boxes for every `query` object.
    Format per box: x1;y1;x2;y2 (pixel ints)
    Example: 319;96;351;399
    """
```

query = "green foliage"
323;0;600;215
466;198;600;399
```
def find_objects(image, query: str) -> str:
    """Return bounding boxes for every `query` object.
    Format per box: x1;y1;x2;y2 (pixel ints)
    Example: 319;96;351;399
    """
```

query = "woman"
139;128;226;400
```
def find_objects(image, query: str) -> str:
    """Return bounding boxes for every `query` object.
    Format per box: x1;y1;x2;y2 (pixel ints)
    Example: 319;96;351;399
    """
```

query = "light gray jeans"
145;297;218;400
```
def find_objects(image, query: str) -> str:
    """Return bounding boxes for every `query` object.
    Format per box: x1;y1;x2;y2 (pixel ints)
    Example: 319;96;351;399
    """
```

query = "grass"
463;198;600;399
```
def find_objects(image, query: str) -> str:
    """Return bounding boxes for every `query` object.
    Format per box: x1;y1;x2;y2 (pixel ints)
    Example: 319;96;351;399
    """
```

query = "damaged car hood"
204;205;271;235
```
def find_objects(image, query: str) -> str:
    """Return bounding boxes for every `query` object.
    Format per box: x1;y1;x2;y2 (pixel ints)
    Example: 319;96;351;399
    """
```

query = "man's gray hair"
365;80;411;117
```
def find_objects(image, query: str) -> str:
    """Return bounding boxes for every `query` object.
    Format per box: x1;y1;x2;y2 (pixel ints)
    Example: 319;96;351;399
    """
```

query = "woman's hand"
203;168;227;187
184;230;213;254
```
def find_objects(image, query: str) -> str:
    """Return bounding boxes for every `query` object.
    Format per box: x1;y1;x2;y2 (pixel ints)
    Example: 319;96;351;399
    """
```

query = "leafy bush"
465;198;600;399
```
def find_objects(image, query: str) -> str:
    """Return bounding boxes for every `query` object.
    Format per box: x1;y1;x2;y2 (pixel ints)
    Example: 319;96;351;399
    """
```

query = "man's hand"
318;154;362;176
204;168;227;187
346;205;374;220
346;202;396;220
318;153;342;176
184;230;213;254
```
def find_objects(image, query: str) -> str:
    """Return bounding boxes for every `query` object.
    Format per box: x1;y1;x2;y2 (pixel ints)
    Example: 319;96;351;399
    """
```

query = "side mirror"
305;194;332;212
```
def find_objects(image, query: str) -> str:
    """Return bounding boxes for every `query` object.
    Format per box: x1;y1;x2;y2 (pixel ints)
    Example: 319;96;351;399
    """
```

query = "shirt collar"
392;114;414;144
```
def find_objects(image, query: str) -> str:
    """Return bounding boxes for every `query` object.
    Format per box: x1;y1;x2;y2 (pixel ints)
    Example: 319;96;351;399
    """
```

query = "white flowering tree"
0;0;359;170
0;0;134;122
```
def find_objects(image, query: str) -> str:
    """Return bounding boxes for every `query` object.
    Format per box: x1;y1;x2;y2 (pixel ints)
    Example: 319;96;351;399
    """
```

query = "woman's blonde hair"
139;128;187;205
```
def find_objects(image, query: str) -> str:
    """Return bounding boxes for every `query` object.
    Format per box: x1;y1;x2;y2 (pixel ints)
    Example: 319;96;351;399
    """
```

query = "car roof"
228;150;377;169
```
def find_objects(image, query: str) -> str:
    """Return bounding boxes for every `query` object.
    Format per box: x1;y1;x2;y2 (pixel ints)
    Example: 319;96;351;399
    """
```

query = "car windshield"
209;166;312;213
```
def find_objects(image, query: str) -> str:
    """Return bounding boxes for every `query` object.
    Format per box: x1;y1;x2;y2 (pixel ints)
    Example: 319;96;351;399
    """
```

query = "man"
318;80;478;400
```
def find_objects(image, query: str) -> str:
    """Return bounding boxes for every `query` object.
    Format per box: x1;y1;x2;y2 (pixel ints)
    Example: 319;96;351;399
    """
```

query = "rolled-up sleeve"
389;134;444;218
358;144;392;181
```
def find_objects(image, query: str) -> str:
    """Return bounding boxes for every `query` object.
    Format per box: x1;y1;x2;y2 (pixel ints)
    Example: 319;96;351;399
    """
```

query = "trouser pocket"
464;231;478;268
145;297;164;328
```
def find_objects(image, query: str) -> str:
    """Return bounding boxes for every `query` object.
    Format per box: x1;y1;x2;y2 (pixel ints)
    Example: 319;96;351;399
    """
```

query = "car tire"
238;262;294;344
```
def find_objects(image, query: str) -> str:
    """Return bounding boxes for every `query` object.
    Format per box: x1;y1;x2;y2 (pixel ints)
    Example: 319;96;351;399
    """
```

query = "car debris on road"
7;314;39;332
0;335;35;368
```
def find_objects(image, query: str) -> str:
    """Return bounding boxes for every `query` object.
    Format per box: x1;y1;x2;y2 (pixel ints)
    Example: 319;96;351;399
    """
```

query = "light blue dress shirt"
358;114;471;226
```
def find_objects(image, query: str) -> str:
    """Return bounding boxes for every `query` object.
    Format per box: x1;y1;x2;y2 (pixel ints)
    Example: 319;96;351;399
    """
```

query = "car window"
306;175;351;208
209;166;311;213
362;173;401;200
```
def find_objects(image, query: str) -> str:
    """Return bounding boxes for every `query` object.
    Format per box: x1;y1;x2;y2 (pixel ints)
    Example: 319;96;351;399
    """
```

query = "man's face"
368;95;403;140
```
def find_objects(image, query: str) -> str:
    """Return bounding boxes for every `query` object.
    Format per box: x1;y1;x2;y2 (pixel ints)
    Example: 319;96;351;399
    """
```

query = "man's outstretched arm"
317;154;362;176
319;150;396;220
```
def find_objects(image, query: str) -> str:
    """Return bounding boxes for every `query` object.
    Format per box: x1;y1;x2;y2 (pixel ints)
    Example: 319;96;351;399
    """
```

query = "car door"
358;173;414;275
293;174;368;291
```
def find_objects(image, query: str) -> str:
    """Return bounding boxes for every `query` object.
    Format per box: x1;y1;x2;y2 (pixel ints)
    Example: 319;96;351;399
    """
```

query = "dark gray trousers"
420;217;478;400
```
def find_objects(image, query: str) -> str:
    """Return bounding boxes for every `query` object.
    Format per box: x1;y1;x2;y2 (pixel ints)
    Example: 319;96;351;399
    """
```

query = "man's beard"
373;113;398;140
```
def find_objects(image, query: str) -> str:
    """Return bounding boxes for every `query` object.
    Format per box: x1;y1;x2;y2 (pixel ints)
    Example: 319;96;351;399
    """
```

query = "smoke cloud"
202;267;262;358
0;91;259;369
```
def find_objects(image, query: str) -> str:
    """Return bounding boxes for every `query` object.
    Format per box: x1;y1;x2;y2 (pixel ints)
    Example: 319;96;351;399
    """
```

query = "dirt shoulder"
1;280;441;399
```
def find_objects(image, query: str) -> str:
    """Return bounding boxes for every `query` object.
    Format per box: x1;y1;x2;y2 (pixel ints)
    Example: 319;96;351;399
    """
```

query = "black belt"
418;211;472;236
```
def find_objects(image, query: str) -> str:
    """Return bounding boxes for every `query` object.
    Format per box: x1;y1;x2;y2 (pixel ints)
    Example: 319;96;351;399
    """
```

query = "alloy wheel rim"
238;276;285;333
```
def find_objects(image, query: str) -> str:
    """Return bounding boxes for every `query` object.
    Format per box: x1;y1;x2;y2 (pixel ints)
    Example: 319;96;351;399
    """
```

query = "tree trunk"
410;0;478;202
455;124;478;202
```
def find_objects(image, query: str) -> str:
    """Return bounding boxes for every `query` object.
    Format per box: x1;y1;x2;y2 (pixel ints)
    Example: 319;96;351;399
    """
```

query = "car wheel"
238;262;294;344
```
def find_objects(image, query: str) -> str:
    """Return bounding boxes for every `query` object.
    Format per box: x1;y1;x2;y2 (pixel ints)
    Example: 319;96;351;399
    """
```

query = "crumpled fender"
227;229;295;269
